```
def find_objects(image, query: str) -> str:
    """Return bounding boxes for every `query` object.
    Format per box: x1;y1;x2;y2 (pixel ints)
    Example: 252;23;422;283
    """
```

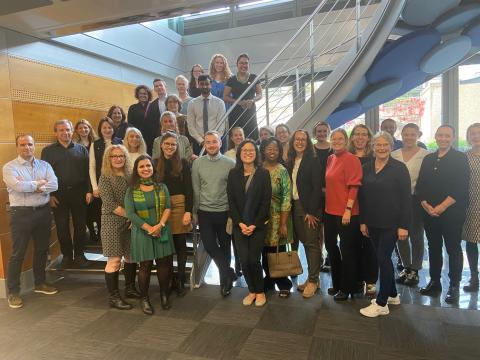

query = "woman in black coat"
227;139;272;307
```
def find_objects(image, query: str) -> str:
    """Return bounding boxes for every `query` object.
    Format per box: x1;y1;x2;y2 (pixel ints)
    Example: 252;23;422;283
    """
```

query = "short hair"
205;130;221;139
259;126;274;137
153;78;165;85
165;94;182;113
373;131;394;149
381;118;397;128
402;122;421;133
236;53;250;64
229;126;245;149
16;134;34;146
235;139;260;170
209;54;232;80
73;119;97;144
198;74;212;83
134;85;153;102
101;144;131;178
330;128;349;143
54;119;73;132
436;124;455;136
466;122;480;145
348;124;373;155
175;74;189;84
123;127;147;155
275;123;291;135
312;121;331;136
107;105;126;124
97;117;115;139
259;137;283;163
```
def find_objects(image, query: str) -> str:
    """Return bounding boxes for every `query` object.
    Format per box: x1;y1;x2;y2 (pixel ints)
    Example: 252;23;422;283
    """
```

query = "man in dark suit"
144;78;168;154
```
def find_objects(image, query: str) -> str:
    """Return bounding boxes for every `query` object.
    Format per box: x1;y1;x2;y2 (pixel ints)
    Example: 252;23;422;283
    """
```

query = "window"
256;86;294;128
459;64;480;150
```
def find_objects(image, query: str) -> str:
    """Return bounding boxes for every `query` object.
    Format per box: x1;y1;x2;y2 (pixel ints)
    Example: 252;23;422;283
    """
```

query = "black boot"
445;285;460;304
105;271;133;310
419;280;442;297
141;297;154;315
160;286;171;310
463;274;479;292
123;263;141;299
175;273;186;297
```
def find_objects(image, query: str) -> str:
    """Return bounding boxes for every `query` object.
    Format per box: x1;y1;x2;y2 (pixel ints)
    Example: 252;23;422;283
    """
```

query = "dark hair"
436;124;455;136
156;132;183;181
97;117;115;140
165;94;182;113
15;134;34;146
107;105;126;124
235;139;260;171
312;120;331;136
198;74;211;83
134;85;153;102
153;78;165;85
348;124;373;155
286;129;315;171
259;137;282;164
236;53;250;64
130;154;155;188
189;64;204;90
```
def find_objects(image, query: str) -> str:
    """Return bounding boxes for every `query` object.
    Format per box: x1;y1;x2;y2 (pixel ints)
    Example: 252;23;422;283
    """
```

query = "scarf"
133;178;166;223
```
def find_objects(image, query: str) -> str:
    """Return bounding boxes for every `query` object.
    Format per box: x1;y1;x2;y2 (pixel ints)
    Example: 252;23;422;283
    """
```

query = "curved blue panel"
402;0;460;27
366;29;441;84
433;4;480;34
359;78;403;109
392;70;429;99
344;76;368;103
327;102;364;129
420;36;472;74
463;18;480;47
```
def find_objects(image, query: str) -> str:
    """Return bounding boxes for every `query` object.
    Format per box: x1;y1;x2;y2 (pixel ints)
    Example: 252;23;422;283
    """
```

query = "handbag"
267;243;303;278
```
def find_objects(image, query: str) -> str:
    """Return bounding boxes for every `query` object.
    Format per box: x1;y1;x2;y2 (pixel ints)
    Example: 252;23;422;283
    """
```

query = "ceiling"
0;0;240;39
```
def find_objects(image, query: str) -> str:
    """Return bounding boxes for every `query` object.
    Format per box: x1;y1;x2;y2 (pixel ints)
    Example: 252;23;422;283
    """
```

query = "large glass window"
459;64;480;150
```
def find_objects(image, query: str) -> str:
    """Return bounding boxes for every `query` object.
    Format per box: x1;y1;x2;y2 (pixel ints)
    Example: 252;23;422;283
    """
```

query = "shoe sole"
34;290;58;295
360;309;389;318
387;299;401;305
8;302;23;309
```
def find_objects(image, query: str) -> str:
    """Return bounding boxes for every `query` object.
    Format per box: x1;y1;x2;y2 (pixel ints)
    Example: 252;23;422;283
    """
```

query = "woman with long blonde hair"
209;54;232;100
123;127;147;171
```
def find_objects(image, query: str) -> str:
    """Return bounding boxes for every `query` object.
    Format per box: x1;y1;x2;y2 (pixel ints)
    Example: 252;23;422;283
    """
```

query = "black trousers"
262;245;293;291
357;226;378;284
324;213;360;293
235;228;265;294
7;206;52;294
52;188;87;259
424;215;464;285
198;210;233;281
86;197;101;240
369;227;398;307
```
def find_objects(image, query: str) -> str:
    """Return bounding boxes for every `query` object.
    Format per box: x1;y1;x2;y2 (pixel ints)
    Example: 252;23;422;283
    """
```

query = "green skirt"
130;224;175;262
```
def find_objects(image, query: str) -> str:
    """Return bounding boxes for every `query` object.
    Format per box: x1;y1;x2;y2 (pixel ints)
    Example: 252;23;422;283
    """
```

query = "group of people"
3;52;479;320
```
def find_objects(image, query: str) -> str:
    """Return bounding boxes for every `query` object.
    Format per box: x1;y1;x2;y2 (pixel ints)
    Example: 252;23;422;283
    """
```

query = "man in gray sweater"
192;131;235;296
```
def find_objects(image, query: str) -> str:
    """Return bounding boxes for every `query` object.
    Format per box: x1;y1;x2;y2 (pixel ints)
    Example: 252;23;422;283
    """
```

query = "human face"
380;120;397;137
237;57;249;75
161;115;176;132
352;127;369;151
127;131;140;151
166;98;179;113
153;80;166;98
110;148;126;169
468;126;480;149
17;135;35;160
374;136;391;160
55;123;73;143
199;79;211;96
214;57;225;74
137;88;149;103
260;129;272;141
293;131;308;155
137;159;154;179
240;142;256;165
231;129;245;147
264;142;280;163
76;123;90;138
275;126;290;144
176;78;187;94
330;131;347;153
100;122;114;140
204;133;221;156
435;126;454;151
401;127;419;148
192;66;203;80
315;125;330;143
110;107;123;127
161;137;178;159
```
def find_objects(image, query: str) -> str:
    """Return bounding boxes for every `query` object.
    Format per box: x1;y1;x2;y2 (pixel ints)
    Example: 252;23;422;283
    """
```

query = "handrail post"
356;0;361;51
265;71;270;126
295;67;300;107
309;20;315;111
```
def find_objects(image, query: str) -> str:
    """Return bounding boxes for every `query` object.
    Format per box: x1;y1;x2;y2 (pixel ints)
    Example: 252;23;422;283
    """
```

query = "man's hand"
50;195;59;208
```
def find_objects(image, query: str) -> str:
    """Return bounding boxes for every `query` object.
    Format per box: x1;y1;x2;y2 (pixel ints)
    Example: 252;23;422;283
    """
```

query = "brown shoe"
297;280;308;292
8;294;23;309
255;293;267;307
302;281;319;298
34;284;58;295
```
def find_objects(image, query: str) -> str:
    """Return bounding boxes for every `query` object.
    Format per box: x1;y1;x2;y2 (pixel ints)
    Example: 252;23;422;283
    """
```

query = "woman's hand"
279;223;288;238
304;214;319;229
432;204;446;217
342;209;351;225
182;212;192;226
360;224;369;238
398;228;408;241
421;201;437;217
93;189;100;198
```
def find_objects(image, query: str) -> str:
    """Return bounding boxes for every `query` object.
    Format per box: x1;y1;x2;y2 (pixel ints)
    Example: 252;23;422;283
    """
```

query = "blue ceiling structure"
327;0;480;128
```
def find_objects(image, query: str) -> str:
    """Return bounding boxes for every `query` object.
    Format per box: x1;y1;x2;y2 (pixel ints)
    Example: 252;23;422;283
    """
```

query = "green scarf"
133;178;166;223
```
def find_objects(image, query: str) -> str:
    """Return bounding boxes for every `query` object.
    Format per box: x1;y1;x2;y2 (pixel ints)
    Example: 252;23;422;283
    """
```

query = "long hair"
235;139;260;171
130;154;155;188
101;144;131;178
156;132;183;181
73;119;97;145
160;111;178;133
189;64;204;90
107;105;126;124
165;94;182;113
260;137;283;164
286;129;315;171
123;127;147;154
348;124;373;156
209;54;232;81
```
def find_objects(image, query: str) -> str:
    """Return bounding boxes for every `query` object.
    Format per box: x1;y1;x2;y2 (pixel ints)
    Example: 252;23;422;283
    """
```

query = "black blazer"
287;155;323;217
227;167;272;229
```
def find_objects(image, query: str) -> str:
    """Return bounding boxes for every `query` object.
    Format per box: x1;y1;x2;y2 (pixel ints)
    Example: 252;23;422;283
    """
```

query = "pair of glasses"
110;155;126;159
163;143;177;147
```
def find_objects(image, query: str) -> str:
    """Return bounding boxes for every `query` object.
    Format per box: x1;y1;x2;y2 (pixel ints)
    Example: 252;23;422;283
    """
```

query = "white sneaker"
387;295;400;305
360;300;389;318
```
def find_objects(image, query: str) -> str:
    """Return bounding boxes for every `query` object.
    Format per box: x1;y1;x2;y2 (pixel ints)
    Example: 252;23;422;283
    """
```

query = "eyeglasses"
110;155;126;159
294;139;307;143
163;142;177;147
241;149;256;154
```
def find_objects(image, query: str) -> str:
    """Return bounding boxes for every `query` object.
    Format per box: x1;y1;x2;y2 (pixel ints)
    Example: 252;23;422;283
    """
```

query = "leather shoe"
463;277;479;292
327;287;338;296
334;291;352;301
445;285;459;304
221;275;233;297
141;297;154;315
419;280;442;297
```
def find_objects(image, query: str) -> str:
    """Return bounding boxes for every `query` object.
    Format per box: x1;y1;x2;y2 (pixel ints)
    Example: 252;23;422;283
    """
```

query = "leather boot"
105;271;133;310
175;273;186;297
123;263;141;299
463;274;479;292
419;280;442;297
141;297;154;315
160;286;171;310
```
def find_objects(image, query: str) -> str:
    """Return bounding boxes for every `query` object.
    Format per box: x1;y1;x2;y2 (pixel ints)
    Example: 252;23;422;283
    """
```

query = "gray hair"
53;119;73;132
373;131;394;149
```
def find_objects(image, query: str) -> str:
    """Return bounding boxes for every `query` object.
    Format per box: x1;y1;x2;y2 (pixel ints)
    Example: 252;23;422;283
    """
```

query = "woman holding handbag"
260;137;296;298
227;139;272;307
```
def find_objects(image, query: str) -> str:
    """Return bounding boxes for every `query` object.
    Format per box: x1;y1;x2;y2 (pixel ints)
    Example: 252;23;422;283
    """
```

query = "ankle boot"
160;286;171;310
175;273;186;297
463;274;479;292
123;263;141;299
141;297;154;315
105;271;133;310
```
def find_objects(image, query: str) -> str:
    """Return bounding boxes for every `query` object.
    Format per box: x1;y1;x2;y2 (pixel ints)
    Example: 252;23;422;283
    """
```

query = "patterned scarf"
133;178;166;222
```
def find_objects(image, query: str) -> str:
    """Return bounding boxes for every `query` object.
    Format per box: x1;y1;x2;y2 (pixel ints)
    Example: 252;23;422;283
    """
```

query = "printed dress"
463;150;480;243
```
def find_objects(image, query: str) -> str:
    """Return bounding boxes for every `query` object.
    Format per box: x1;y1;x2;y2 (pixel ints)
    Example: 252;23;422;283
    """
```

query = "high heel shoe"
333;291;353;301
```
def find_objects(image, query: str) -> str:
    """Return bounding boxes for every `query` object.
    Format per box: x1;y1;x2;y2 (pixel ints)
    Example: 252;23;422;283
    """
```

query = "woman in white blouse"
123;127;147;172
391;123;429;286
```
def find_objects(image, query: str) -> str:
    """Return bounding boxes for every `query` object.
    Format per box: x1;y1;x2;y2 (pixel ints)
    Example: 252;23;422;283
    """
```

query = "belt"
10;203;49;211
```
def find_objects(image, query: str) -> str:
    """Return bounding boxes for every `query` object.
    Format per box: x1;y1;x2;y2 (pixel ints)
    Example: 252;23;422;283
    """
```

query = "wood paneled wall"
0;55;137;278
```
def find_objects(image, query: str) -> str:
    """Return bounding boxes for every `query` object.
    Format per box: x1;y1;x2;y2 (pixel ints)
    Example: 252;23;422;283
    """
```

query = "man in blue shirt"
3;135;58;308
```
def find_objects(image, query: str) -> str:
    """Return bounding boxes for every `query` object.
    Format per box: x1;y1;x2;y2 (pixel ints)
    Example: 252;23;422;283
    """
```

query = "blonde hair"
101;144;131;178
123;127;147;155
209;54;232;81
73;119;97;144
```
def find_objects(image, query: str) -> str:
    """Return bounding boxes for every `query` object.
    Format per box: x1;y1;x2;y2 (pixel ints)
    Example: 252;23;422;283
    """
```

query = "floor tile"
308;336;376;360
202;300;265;328
101;344;170;360
256;303;317;336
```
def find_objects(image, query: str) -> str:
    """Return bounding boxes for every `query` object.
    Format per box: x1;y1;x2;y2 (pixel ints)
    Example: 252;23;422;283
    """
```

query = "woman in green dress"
125;155;175;315
260;137;294;298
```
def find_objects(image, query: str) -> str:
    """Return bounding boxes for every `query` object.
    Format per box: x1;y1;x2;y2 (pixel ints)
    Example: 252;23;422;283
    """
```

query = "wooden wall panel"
0;52;10;98
0;99;15;142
